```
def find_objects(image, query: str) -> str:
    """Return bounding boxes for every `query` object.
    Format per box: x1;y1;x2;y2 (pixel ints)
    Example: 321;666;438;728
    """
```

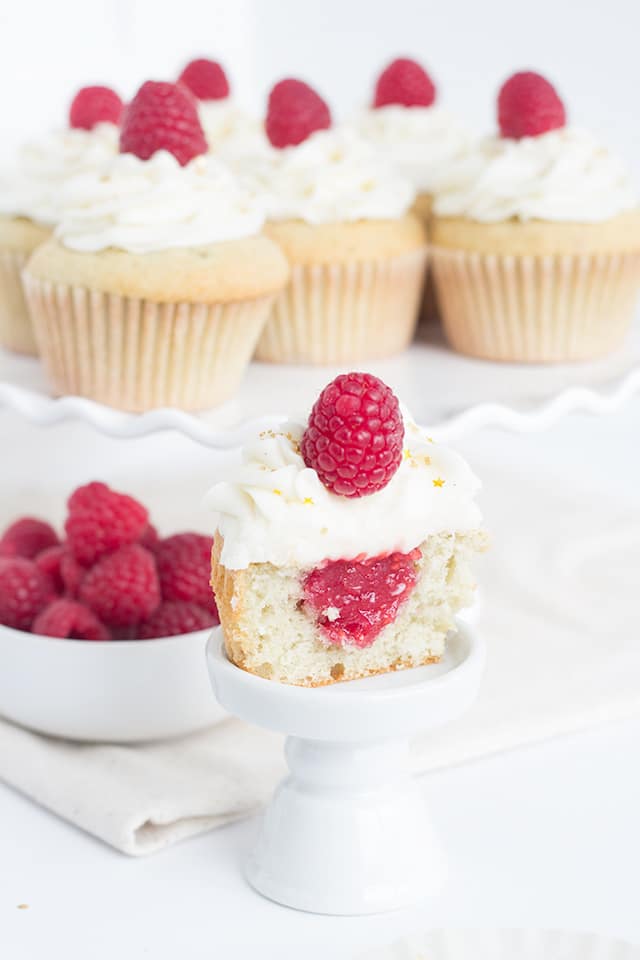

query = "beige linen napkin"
0;476;639;855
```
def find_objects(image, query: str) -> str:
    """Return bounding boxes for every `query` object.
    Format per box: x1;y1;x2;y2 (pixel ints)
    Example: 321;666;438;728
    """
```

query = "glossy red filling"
301;549;420;649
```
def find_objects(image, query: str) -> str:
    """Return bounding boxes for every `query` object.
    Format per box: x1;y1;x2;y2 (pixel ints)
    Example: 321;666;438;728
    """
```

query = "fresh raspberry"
303;549;420;649
120;80;207;166
139;524;160;553
266;79;331;149
60;550;85;597
301;372;404;498
0;557;54;631
69;85;124;130
178;58;230;101
0;517;59;559
498;71;566;139
79;544;160;628
35;545;66;593
373;58;436;108
138;601;217;639
65;481;148;566
33;599;110;641
156;533;219;618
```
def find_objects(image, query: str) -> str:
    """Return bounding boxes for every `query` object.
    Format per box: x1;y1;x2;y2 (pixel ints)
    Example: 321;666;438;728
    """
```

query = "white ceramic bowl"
0;622;226;743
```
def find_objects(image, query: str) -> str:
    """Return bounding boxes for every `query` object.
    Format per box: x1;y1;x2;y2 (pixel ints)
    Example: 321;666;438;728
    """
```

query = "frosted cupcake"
208;372;486;686
353;58;469;325
431;71;640;362
177;57;266;159
23;81;289;412
0;86;121;354
251;78;427;365
353;58;469;224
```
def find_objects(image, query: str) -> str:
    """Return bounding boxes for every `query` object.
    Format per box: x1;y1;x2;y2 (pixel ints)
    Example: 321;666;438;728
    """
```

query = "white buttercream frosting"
198;99;268;157
351;104;470;193
232;127;414;223
433;127;637;222
54;150;266;254
0;124;119;226
206;409;483;570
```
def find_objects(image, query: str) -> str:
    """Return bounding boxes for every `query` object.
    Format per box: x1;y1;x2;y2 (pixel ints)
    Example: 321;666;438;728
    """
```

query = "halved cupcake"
208;372;486;686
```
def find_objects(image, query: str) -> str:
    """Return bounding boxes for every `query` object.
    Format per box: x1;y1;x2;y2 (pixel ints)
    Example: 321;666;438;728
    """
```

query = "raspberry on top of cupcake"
433;70;638;226
51;80;267;258
0;84;123;230
208;372;486;686
177;56;266;158
253;77;415;225
351;57;470;207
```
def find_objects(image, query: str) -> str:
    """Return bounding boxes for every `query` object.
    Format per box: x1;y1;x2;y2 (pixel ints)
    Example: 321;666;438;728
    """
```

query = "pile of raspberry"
0;482;219;642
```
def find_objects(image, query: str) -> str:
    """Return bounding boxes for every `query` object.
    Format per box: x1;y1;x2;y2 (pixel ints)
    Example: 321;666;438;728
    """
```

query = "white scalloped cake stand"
1;326;639;444
206;620;485;915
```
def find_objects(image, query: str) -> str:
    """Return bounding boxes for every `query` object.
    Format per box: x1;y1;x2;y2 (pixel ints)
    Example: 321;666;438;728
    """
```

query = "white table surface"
1;400;639;960
0;716;639;959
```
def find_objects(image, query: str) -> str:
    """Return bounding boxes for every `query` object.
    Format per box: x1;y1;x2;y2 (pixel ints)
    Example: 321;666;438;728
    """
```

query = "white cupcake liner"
22;274;273;411
431;247;640;362
255;248;427;364
0;249;38;354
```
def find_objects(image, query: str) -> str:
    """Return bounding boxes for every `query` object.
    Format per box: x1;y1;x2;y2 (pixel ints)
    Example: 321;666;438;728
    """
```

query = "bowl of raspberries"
0;481;225;742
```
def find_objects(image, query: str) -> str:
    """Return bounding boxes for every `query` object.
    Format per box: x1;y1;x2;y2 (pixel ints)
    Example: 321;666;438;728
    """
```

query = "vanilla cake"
208;372;486;686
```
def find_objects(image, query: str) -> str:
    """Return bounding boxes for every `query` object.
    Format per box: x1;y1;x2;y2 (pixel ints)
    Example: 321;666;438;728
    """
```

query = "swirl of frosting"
0;124;119;225
433;127;637;222
206;408;483;570
351;105;470;193
198;100;268;156
54;151;267;254
233;127;414;224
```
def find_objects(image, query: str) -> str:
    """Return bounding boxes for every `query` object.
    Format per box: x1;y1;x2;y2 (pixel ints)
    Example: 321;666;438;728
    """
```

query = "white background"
1;1;640;955
1;0;639;170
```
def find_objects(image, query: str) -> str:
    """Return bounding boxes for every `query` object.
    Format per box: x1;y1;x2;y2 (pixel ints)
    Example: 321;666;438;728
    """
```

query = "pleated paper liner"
21;274;274;412
431;246;640;363
255;247;427;364
0;250;38;355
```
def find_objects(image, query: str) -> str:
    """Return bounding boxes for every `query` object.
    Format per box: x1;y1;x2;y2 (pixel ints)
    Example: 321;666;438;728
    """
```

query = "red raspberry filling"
302;549;420;649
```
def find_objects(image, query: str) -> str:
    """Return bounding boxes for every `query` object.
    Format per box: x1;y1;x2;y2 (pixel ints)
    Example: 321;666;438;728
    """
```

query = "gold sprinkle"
303;497;314;505
403;449;412;460
17;904;29;911
273;489;282;496
422;455;432;466
432;477;445;488
427;437;434;444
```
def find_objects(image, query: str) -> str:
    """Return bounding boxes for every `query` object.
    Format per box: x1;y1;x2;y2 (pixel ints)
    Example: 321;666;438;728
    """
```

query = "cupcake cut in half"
208;373;487;686
430;70;640;363
23;80;289;412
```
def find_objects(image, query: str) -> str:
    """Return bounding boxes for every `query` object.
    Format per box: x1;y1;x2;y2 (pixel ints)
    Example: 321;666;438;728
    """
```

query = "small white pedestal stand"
206;621;485;916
